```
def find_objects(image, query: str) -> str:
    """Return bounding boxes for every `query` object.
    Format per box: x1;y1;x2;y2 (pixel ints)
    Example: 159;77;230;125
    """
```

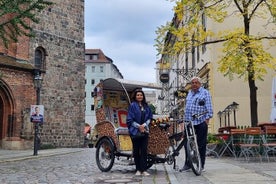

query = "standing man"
180;76;213;172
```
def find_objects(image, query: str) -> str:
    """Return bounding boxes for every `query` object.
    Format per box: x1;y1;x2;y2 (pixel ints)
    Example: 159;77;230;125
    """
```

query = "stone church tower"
0;1;85;149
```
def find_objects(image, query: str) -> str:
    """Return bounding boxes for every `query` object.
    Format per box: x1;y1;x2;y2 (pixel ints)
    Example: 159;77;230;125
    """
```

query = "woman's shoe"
135;171;141;176
142;171;150;176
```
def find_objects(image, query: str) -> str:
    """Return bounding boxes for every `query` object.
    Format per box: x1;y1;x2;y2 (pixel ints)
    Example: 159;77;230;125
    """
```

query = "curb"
165;164;180;184
0;148;85;163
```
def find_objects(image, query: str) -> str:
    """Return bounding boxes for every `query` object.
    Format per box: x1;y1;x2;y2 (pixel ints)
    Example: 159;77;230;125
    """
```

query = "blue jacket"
127;101;152;136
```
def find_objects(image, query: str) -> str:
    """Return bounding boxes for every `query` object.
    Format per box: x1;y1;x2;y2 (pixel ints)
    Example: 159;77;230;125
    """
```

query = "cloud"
85;0;174;82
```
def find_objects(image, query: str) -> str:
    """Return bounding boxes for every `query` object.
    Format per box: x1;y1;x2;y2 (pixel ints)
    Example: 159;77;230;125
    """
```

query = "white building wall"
160;3;276;133
85;49;123;127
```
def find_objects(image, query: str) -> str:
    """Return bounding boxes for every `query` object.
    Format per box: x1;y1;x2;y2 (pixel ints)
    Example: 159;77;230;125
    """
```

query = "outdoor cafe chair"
229;129;245;159
238;127;263;162
262;126;276;162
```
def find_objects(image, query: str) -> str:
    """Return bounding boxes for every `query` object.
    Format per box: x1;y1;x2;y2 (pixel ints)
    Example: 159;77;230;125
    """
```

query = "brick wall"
0;67;35;139
0;0;85;148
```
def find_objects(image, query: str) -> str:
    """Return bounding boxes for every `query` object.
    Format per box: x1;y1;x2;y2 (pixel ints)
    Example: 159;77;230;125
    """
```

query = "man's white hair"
190;76;202;84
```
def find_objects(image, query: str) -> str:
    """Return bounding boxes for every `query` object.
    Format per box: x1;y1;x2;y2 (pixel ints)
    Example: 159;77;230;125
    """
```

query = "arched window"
34;47;46;71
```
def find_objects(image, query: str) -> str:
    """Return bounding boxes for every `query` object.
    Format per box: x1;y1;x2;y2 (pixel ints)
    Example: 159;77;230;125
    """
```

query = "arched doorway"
0;80;15;148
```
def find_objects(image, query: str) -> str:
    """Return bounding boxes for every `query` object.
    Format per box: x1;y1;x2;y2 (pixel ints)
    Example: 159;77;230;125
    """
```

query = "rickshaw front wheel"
96;137;115;172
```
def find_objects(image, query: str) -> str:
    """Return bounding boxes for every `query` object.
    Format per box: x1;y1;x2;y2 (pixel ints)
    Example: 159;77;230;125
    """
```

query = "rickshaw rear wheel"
96;137;115;172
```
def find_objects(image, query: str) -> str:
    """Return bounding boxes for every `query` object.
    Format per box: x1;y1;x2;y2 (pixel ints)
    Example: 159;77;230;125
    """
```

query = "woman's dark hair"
131;88;148;106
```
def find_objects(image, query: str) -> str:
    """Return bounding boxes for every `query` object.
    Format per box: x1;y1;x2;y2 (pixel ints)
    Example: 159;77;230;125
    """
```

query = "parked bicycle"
154;111;208;176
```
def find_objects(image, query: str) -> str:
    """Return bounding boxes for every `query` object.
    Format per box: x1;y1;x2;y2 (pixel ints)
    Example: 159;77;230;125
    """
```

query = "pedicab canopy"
94;78;162;126
96;78;162;102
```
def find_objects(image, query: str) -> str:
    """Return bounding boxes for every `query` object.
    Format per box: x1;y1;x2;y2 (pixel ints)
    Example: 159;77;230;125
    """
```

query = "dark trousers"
184;122;208;168
131;134;149;172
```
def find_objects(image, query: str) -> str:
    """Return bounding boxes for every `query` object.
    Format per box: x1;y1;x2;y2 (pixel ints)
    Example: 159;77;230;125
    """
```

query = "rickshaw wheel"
187;138;202;176
96;137;115;172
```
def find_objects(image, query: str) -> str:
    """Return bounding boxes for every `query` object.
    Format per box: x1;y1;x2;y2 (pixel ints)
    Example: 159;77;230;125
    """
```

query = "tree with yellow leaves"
155;0;276;127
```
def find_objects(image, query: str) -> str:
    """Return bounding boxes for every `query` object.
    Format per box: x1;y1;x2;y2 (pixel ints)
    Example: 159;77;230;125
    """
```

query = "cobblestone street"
0;149;169;184
2;148;276;184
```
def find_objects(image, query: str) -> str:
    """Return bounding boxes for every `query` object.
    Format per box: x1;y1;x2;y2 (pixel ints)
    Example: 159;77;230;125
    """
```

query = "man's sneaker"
142;171;150;176
135;171;141;176
179;165;191;172
202;168;206;172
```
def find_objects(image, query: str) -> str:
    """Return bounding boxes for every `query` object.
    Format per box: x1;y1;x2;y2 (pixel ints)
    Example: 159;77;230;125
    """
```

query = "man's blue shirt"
185;87;213;125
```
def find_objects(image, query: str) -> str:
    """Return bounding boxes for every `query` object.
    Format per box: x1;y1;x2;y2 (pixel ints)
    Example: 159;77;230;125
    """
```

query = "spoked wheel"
96;137;115;172
174;145;186;171
187;138;202;176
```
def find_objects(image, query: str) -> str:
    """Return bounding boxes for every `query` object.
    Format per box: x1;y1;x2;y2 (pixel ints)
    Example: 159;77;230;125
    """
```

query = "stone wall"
27;0;85;147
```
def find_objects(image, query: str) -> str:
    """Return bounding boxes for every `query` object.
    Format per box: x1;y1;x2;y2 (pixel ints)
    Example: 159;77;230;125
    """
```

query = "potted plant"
206;133;222;157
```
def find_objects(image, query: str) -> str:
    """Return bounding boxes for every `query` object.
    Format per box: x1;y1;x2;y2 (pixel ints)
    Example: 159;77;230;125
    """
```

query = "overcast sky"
84;0;175;83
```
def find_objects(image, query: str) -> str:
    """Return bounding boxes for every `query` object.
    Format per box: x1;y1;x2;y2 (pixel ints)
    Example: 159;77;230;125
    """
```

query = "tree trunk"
248;76;258;127
243;11;258;127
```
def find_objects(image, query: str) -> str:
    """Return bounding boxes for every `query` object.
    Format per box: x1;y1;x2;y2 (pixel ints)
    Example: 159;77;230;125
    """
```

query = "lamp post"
222;110;226;127
33;70;42;156
224;105;232;127
217;111;223;127
231;101;239;127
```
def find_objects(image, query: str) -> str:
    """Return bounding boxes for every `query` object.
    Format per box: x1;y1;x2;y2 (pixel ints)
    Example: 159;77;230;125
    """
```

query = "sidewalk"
1;148;276;183
0;148;83;163
165;155;276;184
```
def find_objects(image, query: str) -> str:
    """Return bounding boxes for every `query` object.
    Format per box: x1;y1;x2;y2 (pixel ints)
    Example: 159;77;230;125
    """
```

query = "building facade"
157;2;276;133
85;49;123;127
0;0;85;149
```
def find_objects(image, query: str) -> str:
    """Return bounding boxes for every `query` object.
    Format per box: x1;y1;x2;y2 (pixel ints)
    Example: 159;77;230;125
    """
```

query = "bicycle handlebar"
163;111;208;124
192;111;208;120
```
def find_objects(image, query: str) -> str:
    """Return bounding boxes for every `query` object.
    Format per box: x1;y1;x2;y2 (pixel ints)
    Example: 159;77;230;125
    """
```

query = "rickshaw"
93;78;202;175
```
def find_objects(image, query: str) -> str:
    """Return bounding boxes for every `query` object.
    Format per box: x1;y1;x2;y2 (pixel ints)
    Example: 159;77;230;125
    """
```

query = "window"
91;92;94;97
91;105;95;111
34;47;46;70
92;66;95;72
91;79;95;85
89;54;98;60
35;50;42;68
197;45;200;63
100;66;104;72
201;13;207;53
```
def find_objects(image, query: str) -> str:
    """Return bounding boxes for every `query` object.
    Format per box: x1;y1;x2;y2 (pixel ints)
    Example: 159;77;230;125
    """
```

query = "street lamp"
224;105;232;127
222;110;227;127
33;69;42;156
217;111;223;127
231;101;239;127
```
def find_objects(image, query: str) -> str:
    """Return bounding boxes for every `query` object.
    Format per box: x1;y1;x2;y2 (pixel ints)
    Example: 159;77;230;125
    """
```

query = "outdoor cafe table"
218;126;237;133
214;133;235;157
258;122;276;131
